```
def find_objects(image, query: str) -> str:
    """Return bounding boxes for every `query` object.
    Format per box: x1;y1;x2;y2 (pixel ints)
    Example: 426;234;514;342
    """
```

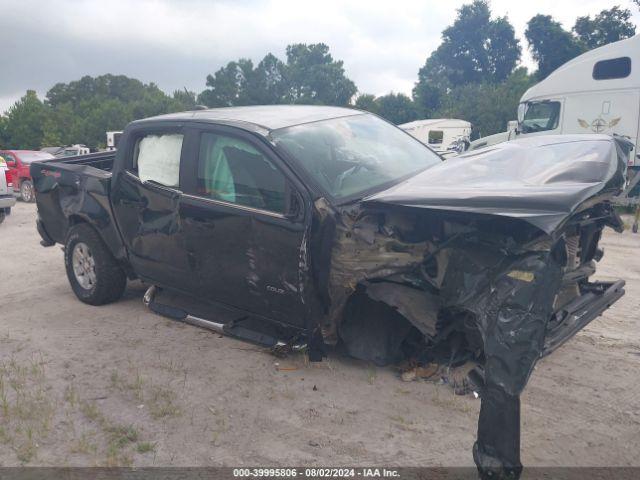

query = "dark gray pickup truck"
32;105;629;479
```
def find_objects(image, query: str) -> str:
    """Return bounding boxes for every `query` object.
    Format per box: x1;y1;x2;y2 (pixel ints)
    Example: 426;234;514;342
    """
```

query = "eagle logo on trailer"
578;117;621;133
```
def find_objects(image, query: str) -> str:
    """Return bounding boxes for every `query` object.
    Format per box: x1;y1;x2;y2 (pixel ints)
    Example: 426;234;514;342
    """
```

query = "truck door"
179;126;309;328
110;127;193;289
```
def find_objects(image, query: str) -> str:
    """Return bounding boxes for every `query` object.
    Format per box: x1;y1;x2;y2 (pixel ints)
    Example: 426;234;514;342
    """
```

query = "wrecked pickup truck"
32;106;628;479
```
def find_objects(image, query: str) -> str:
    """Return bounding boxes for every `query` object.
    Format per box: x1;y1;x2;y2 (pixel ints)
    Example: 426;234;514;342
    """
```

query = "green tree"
197;59;256;107
0;116;9;149
172;89;198;111
41;103;74;146
42;75;181;148
437;68;535;137
573;6;636;49
413;1;520;116
525;15;585;80
354;94;380;115
284;43;357;105
199;44;357;108
354;93;418;124
412;82;442;119
375;93;418;125
251;53;289;104
3;90;48;149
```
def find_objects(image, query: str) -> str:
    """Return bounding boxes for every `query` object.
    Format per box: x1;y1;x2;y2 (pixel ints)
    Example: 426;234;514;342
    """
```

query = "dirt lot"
0;201;639;467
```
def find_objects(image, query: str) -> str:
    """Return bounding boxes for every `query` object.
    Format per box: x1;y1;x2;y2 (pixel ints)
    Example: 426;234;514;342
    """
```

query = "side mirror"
6;160;16;167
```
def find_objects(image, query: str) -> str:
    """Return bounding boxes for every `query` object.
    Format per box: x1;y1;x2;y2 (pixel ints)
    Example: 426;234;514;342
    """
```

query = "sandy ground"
0;201;638;467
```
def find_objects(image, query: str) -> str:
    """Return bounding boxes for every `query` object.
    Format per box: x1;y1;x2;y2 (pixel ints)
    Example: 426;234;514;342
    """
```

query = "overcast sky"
1;0;638;113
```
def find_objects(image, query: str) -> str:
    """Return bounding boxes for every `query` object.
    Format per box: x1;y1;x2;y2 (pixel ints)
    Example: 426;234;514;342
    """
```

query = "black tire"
64;224;127;305
0;211;5;225
20;180;35;203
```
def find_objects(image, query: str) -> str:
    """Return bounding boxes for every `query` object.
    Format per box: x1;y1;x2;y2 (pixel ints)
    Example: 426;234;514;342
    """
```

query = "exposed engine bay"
304;135;629;479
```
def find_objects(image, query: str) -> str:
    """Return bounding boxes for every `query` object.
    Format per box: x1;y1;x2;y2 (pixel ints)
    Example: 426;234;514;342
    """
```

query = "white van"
469;34;640;171
399;119;472;157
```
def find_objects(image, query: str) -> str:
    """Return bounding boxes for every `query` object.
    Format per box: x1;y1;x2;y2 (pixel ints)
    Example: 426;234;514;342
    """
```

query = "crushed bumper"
543;280;625;356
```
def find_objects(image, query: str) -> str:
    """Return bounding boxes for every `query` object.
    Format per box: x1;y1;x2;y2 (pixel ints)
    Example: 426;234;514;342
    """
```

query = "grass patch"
70;432;97;455
110;369;144;402
136;441;156;454
78;396;147;466
106;424;139;448
147;385;181;419
64;384;78;407
0;352;55;464
80;400;101;422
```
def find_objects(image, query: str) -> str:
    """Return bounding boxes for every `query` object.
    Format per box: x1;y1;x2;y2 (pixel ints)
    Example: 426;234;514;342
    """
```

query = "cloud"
0;0;638;113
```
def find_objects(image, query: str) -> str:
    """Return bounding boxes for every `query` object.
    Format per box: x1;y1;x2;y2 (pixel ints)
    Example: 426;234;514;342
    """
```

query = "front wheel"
64;224;127;305
20;180;35;203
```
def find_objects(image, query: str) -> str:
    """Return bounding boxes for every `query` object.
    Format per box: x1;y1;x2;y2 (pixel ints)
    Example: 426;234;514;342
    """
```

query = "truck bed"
49;150;116;171
31;150;124;259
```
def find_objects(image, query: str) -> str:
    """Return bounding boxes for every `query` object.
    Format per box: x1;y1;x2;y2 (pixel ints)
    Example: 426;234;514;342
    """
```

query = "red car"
0;150;55;202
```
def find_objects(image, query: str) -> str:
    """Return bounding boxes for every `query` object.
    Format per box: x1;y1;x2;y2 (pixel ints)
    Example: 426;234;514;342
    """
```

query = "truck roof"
521;34;640;102
138;105;364;133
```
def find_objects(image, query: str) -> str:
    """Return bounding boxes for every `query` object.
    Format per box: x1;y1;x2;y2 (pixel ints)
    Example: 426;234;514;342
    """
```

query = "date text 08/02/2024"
233;468;400;477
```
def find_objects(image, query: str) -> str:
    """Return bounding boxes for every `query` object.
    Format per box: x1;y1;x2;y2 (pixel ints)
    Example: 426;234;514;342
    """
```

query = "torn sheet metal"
309;135;629;480
364;281;439;337
363;135;626;234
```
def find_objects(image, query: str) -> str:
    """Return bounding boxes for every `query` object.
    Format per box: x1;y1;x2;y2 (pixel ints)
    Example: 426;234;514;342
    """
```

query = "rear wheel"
64;224;127;305
20;180;35;203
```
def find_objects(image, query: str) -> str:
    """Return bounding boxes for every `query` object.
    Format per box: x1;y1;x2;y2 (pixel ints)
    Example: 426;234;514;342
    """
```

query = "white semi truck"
468;34;640;229
469;35;639;162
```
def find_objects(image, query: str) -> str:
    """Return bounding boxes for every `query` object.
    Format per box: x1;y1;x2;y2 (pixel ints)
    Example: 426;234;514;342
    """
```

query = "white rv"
399;119;472;157
468;34;640;172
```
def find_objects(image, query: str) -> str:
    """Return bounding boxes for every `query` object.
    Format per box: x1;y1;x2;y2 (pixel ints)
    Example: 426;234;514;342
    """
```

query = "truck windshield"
271;114;441;201
520;101;561;134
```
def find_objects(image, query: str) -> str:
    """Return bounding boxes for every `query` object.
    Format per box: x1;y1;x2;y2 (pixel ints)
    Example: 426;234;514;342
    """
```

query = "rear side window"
593;57;631;80
428;130;444;144
197;132;286;213
133;133;184;188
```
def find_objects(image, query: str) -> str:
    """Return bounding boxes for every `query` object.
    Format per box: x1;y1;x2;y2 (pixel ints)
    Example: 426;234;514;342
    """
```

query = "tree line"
0;1;635;150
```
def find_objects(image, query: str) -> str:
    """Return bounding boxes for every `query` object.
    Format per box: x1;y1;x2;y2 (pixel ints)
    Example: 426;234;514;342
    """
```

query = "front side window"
428;130;444;145
272;114;441;201
520;101;561;134
197;132;286;213
134;133;184;188
593;57;631;80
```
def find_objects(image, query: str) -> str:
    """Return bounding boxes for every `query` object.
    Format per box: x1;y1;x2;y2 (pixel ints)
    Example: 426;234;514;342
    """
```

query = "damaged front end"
311;135;628;479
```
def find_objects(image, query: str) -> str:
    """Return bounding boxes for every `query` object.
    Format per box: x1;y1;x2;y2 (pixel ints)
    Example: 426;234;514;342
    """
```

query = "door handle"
120;198;146;207
189;217;215;228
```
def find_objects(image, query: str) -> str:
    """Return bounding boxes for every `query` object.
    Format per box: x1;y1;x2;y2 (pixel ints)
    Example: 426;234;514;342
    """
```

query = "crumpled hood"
364;134;627;234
